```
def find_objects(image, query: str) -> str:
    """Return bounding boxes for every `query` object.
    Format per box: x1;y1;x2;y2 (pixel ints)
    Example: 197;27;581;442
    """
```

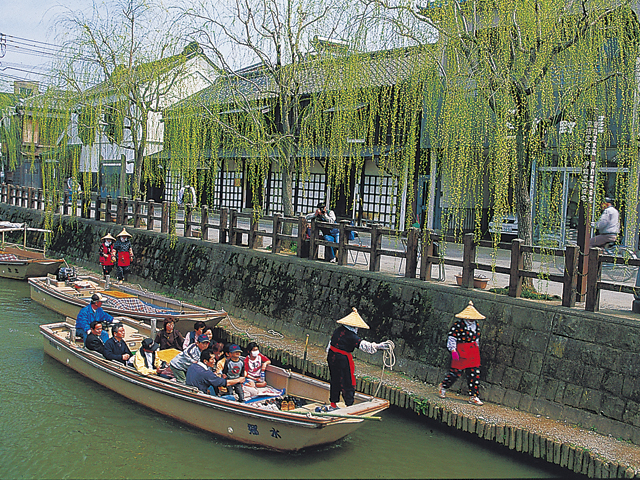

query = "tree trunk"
515;127;534;288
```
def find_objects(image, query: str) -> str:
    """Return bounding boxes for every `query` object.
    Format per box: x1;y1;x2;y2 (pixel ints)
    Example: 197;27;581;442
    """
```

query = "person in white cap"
114;228;134;284
75;293;114;343
325;308;389;411
438;301;484;406
98;233;116;279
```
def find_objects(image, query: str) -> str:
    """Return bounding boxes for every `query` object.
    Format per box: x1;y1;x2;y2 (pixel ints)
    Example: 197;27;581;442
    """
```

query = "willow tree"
176;0;371;218
50;0;195;199
367;0;639;251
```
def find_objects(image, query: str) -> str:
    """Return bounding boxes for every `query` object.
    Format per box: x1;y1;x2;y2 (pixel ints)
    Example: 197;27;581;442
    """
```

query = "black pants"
116;265;130;280
442;367;481;396
102;265;114;277
327;350;355;406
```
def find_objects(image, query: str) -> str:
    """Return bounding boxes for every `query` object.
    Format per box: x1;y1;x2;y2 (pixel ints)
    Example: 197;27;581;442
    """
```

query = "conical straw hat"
117;228;132;238
337;307;370;329
455;301;485;320
101;233;116;241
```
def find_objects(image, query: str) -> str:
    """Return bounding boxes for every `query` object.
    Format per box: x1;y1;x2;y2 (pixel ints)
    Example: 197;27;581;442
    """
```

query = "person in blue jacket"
76;293;113;342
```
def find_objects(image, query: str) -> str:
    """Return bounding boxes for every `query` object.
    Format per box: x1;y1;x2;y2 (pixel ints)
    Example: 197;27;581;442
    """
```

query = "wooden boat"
40;318;389;451
29;273;227;334
0;222;64;280
0;246;64;280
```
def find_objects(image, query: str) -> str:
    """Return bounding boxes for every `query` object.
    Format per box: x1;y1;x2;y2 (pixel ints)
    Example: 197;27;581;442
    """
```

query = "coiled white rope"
374;340;396;397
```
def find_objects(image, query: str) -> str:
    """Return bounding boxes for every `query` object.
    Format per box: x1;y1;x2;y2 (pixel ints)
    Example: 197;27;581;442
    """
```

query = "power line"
2;33;65;50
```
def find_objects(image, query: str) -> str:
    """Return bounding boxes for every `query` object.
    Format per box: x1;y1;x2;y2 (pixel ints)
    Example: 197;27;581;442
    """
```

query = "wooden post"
185;205;193;237
27;187;34;209
116;197;125;225
338;220;348;266
229;209;238;245
63;192;70;215
105;196;113;223
420;230;435;281
309;218;319;260
272;214;282;253
509;239;524;297
134;200;142;229
562;245;580;307
147;200;155;231
585;247;602;312
161;201;169;234
220;208;229;244
201;205;209;240
461;233;476;288
249;212;259;249
369;224;382;272
37;189;43;210
405;227;419;279
297;216;306;258
82;192;90;219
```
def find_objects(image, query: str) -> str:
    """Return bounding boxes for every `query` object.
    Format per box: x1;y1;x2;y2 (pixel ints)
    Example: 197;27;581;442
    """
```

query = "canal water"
0;277;568;479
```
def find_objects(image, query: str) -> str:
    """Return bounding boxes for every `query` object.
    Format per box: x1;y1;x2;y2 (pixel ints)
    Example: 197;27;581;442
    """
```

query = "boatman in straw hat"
438;301;484;406
98;233;116;279
325;308;389;412
114;228;134;284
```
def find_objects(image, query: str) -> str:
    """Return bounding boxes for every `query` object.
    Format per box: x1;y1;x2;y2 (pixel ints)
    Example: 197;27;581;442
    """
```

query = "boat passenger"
183;321;206;350
133;338;164;376
244;342;271;388
170;334;210;383
326;308;389;412
103;323;132;365
215;343;232;395
98;233;116;279
155;317;185;351
85;320;109;355
76;293;113;342
114;228;134;285
186;349;245;395
221;344;246;402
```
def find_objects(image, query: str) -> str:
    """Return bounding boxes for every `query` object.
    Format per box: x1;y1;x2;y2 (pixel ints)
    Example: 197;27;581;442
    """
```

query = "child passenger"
222;344;246;402
244;342;271;388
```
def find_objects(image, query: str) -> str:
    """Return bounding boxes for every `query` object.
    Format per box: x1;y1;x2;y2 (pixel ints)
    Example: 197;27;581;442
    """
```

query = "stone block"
601;395;626;421
511;348;532;370
501;367;523;390
486;385;507;404
495;344;516;364
537;376;560;401
486;364;506;384
502;390;522;408
517;394;534;413
518;372;539;396
579;388;603;414
528;352;545;375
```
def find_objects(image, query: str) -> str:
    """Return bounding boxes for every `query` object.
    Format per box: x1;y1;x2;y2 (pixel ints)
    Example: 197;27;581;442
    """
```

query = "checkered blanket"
106;296;172;314
0;253;19;261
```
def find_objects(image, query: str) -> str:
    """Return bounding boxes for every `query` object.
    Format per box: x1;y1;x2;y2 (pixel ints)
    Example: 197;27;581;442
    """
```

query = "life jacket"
99;243;115;266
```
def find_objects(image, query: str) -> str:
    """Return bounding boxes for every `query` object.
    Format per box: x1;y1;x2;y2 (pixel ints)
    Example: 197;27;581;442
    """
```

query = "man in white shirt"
590;197;619;248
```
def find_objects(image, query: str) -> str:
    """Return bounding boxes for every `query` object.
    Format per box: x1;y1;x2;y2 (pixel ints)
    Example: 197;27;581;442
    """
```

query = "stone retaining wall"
5;205;640;447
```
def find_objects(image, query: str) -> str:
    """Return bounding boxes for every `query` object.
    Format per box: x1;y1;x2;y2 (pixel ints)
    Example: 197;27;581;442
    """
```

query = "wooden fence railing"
1;183;637;312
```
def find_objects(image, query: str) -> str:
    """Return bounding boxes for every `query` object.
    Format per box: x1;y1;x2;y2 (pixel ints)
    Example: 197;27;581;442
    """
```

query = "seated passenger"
155;317;184;351
183;321;206;350
186;349;245;395
221;344;246;402
170;334;210;383
103;323;132;365
244;342;271;388
215;343;232;395
76;293;113;342
133;338;164;376
85;320;108;355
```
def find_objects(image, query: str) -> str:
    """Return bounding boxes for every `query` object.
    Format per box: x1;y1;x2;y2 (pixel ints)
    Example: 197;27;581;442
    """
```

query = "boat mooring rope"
223;314;284;340
374;340;396;397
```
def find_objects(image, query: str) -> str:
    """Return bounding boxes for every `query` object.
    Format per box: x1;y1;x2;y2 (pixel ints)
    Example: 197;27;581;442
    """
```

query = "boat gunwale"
30;276;227;320
40;322;387;429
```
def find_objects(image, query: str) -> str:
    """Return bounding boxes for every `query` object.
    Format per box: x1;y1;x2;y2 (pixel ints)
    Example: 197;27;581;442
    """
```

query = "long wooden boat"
29;273;226;334
0;246;64;280
1;222;63;280
40;318;389;451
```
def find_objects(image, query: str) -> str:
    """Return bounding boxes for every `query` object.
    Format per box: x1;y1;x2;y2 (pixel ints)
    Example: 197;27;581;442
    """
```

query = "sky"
0;0;96;92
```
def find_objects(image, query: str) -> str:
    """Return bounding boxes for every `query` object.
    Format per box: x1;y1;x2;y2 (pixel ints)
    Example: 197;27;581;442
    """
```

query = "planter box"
455;275;488;290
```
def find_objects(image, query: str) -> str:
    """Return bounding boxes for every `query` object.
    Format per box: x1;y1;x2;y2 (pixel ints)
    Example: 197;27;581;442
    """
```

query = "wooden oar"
308;411;382;421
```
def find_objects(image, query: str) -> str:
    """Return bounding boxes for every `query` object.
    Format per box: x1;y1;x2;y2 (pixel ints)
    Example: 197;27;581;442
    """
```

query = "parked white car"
489;214;518;236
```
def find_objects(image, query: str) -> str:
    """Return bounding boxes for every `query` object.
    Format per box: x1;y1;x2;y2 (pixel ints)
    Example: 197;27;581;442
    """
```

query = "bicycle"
600;244;638;283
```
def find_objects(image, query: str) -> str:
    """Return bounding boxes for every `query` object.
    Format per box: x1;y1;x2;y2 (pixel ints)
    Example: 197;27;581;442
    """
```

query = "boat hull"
41;322;387;451
29;275;226;334
0;247;63;280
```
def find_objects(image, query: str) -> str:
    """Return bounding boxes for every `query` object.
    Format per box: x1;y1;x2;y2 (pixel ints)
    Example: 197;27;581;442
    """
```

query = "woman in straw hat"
98;233;116;279
114;228;134;284
324;308;389;412
438;301;484;405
